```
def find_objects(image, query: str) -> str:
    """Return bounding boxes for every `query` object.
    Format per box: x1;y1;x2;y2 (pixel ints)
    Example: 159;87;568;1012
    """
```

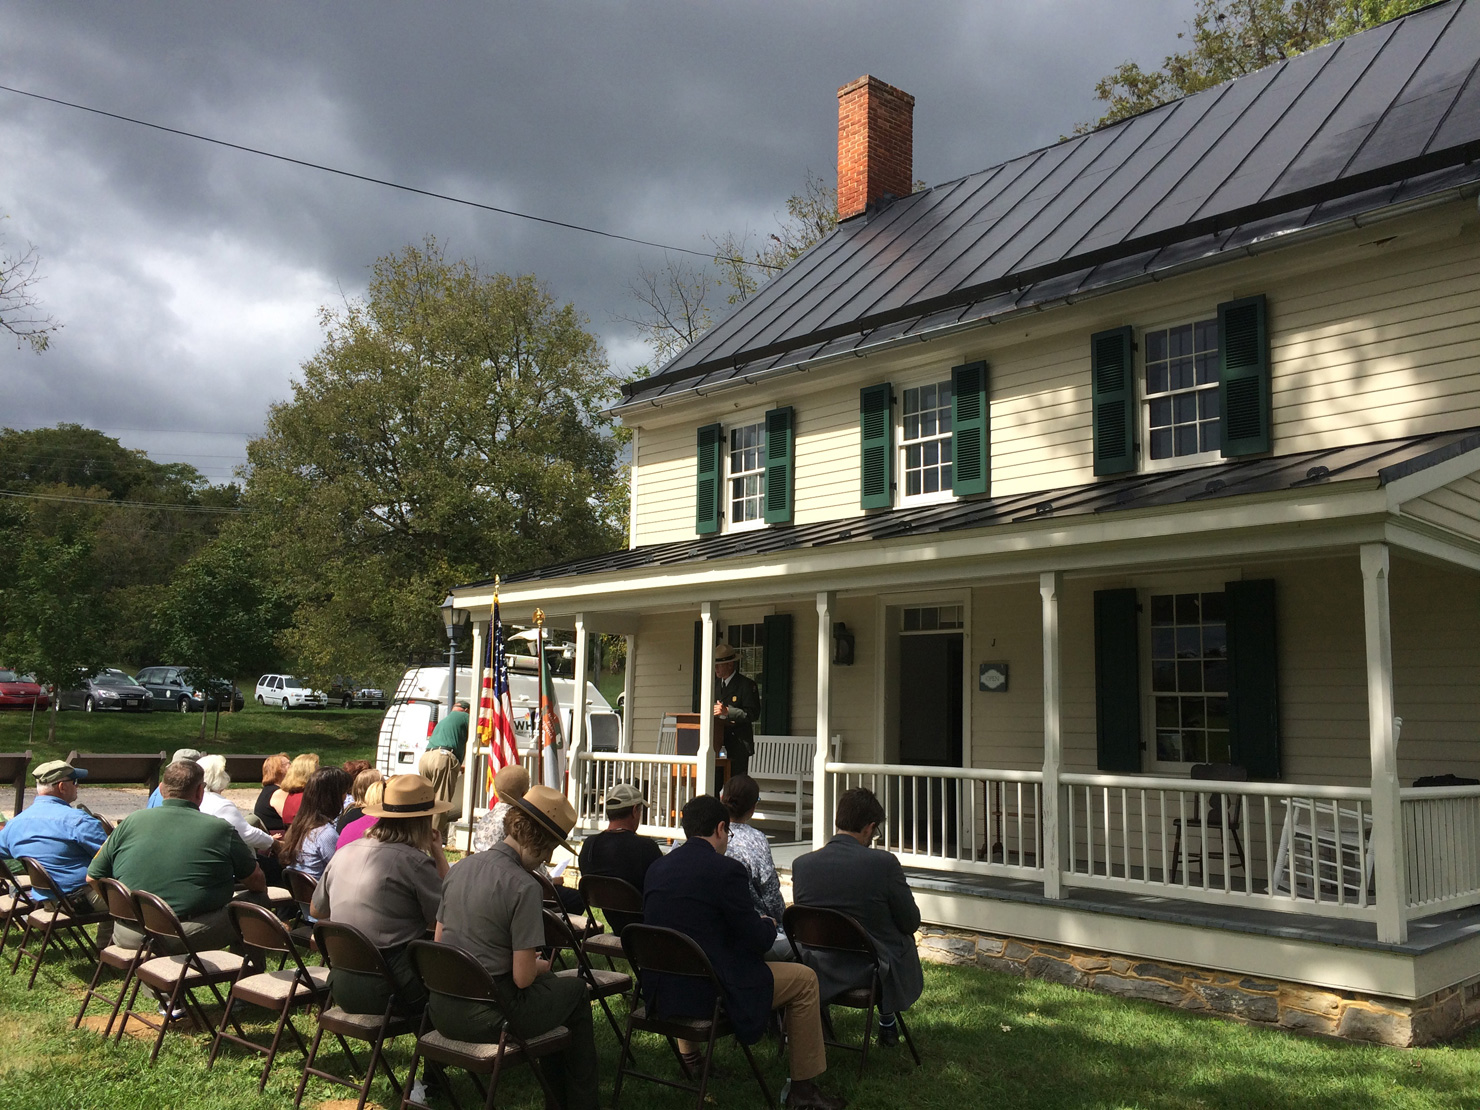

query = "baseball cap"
34;760;87;786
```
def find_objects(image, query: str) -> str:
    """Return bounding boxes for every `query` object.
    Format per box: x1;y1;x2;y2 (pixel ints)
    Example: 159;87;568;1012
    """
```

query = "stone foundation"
915;926;1480;1046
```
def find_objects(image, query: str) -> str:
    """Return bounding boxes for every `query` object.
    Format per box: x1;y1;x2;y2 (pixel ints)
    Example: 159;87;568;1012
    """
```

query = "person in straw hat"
436;784;598;1110
713;641;762;778
312;773;450;1016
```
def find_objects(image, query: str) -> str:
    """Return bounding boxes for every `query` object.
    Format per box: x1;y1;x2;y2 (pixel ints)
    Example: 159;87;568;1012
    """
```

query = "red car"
0;669;49;710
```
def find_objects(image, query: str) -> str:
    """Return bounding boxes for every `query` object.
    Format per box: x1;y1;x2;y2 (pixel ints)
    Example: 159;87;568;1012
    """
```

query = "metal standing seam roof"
480;428;1480;587
621;0;1480;410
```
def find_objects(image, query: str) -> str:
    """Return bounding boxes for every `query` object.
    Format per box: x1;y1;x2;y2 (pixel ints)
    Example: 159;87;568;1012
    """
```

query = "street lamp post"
440;594;471;715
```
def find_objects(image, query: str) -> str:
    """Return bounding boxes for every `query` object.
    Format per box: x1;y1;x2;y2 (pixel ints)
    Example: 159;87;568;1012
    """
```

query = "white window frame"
897;374;955;506
1137;576;1235;775
1139;314;1223;474
724;413;768;533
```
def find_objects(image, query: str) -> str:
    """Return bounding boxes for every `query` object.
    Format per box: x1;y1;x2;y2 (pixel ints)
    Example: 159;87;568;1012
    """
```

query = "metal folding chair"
783;904;921;1075
613;923;774;1110
400;939;571;1110
9;856;108;988
543;908;634;1054
209;901;335;1090
577;873;642;968
73;878;148;1036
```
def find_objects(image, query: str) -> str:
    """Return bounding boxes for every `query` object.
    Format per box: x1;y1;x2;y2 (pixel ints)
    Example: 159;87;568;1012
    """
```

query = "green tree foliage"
1080;0;1433;132
0;501;110;743
246;238;626;684
152;531;290;739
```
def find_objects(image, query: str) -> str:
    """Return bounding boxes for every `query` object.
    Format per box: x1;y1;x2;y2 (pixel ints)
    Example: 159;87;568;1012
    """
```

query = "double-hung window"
728;421;766;528
695;407;795;535
1148;590;1229;768
1144;318;1220;465
900;379;953;501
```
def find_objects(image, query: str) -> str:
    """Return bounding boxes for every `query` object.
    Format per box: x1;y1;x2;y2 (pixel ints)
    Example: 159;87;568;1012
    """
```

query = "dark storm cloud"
0;0;1188;474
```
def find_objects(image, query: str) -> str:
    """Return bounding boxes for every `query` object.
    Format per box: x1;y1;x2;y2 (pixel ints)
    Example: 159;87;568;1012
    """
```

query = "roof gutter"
612;180;1479;419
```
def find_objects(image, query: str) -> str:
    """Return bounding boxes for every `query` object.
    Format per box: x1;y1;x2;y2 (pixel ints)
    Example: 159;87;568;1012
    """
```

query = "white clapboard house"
454;0;1480;1043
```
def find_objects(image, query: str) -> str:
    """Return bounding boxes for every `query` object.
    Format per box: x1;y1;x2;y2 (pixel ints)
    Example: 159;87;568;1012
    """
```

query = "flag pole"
534;607;546;787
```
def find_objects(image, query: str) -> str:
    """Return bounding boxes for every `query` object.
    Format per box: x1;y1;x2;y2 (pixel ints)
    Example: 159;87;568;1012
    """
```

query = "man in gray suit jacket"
790;787;923;1045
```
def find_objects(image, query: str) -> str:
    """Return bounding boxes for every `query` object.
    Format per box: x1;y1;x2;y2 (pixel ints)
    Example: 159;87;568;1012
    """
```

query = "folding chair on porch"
1169;763;1248;884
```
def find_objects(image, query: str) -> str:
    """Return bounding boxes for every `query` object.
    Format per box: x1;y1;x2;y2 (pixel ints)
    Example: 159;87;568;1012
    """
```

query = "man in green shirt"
419;699;470;839
89;759;264;952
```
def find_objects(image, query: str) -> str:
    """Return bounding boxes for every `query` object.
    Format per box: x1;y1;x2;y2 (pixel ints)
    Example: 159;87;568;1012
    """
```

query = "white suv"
255;674;328;710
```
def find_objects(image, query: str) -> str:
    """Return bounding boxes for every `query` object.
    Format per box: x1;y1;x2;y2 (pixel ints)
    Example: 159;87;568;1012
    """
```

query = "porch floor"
769;841;1480;957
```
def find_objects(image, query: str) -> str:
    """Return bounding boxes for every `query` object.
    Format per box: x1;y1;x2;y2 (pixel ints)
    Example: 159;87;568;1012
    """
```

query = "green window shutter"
951;361;990;497
763;407;795;525
1091;327;1136;476
859;383;894;509
691;619;704;714
695;423;723;534
1225;579;1281;780
1094;588;1142;773
1219;294;1271;457
760;613;792;735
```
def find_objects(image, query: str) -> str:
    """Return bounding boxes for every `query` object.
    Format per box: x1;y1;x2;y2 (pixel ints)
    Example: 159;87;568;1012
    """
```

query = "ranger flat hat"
363;774;452;819
604;783;646;812
713;643;739;663
511;785;577;853
34;760;86;785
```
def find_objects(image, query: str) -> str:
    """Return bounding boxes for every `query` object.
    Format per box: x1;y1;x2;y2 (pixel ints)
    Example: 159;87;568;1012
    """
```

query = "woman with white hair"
198;754;278;856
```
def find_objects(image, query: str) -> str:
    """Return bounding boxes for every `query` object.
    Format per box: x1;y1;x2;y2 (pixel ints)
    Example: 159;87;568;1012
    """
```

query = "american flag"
479;597;521;802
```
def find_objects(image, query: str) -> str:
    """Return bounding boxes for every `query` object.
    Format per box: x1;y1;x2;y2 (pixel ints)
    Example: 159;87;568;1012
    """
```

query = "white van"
375;659;620;777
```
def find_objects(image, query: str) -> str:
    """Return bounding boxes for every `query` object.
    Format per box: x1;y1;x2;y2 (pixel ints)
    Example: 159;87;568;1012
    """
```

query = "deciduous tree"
0;221;59;353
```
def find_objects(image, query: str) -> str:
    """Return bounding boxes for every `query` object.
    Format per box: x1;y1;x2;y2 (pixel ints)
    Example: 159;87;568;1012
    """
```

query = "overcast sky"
0;1;1189;484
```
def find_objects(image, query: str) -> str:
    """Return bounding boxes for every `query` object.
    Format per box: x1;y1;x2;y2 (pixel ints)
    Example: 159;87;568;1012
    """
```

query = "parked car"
134;666;245;713
0;669;48;710
58;669;152;712
254;674;328;709
328;676;387;709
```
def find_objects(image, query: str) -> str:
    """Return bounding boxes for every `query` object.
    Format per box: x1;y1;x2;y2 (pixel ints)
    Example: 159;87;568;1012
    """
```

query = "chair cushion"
137;950;245;985
319;1006;416;1038
263;886;295;904
233;965;330;1004
419;1026;568;1062
583;933;625;958
99;943;142;968
826;987;875;1009
554;967;631;995
628;1003;720;1039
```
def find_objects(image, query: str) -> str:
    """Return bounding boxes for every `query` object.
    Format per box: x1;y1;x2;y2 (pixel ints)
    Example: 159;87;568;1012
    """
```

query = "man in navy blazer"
643;795;846;1110
791;787;924;1047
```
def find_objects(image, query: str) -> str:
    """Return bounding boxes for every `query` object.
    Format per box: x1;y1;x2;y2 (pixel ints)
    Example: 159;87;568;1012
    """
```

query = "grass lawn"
2;938;1480;1110
0;700;383;774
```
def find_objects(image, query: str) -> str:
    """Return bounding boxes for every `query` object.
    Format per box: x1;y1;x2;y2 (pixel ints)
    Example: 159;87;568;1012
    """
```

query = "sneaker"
157;1002;187;1022
409;1080;428;1104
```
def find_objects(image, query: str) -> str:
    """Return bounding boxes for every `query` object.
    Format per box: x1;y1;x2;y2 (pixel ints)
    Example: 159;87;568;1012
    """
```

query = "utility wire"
0;83;783;272
0;489;250;514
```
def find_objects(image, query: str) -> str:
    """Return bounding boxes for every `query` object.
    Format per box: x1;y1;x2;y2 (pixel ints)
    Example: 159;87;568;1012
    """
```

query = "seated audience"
340;760;374;810
311;774;449;1015
273;753;320;824
335;780;384;850
644;795;845;1110
146;748;206;808
576;782;661;935
0;761;110;937
436;785;597;1110
253;753;291;835
281;767;350;880
790;787;923;1046
721;775;791;960
88;759;265;952
197;755;277;856
336;767;384;834
471;764;529;853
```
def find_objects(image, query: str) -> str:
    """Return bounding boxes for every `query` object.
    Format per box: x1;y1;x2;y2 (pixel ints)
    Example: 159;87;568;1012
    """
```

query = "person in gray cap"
145;748;206;809
575;781;661;935
0;761;111;936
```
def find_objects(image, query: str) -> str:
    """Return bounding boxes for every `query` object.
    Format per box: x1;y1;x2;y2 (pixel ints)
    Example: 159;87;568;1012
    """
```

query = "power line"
0;489;250;514
0;83;783;272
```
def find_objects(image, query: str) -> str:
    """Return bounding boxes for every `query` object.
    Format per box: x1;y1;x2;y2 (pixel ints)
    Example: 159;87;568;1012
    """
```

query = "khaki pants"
680;961;826;1082
417;748;463;838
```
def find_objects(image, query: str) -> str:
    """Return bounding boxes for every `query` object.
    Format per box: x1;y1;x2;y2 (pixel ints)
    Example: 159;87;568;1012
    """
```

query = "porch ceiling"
455;428;1480;622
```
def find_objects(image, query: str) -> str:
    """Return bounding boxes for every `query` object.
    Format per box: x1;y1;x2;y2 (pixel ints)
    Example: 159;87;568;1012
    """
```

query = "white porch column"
813;592;836;849
697;603;719;796
1040;572;1065;899
567;614;589;811
1361;543;1407;943
461;618;488;852
620;634;637;753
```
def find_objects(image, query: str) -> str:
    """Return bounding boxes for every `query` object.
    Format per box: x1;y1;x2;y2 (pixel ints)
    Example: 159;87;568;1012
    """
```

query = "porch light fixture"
832;622;855;666
441;594;471;713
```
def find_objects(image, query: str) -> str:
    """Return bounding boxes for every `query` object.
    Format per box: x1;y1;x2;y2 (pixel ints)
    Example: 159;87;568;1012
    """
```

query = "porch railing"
1060;773;1375;919
570;750;697;838
1401;784;1480;914
824;762;1044;879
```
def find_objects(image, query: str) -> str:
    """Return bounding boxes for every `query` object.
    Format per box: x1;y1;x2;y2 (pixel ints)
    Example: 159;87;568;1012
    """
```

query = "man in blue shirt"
0;760;110;938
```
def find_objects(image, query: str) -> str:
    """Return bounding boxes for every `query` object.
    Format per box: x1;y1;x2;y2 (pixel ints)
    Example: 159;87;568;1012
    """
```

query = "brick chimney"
837;75;915;221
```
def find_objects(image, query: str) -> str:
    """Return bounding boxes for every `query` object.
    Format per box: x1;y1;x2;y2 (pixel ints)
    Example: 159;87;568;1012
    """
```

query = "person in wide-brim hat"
364;773;453;819
508;784;577;855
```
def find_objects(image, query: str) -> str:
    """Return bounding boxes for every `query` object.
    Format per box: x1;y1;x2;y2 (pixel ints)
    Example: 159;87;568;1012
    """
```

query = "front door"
896;631;963;850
